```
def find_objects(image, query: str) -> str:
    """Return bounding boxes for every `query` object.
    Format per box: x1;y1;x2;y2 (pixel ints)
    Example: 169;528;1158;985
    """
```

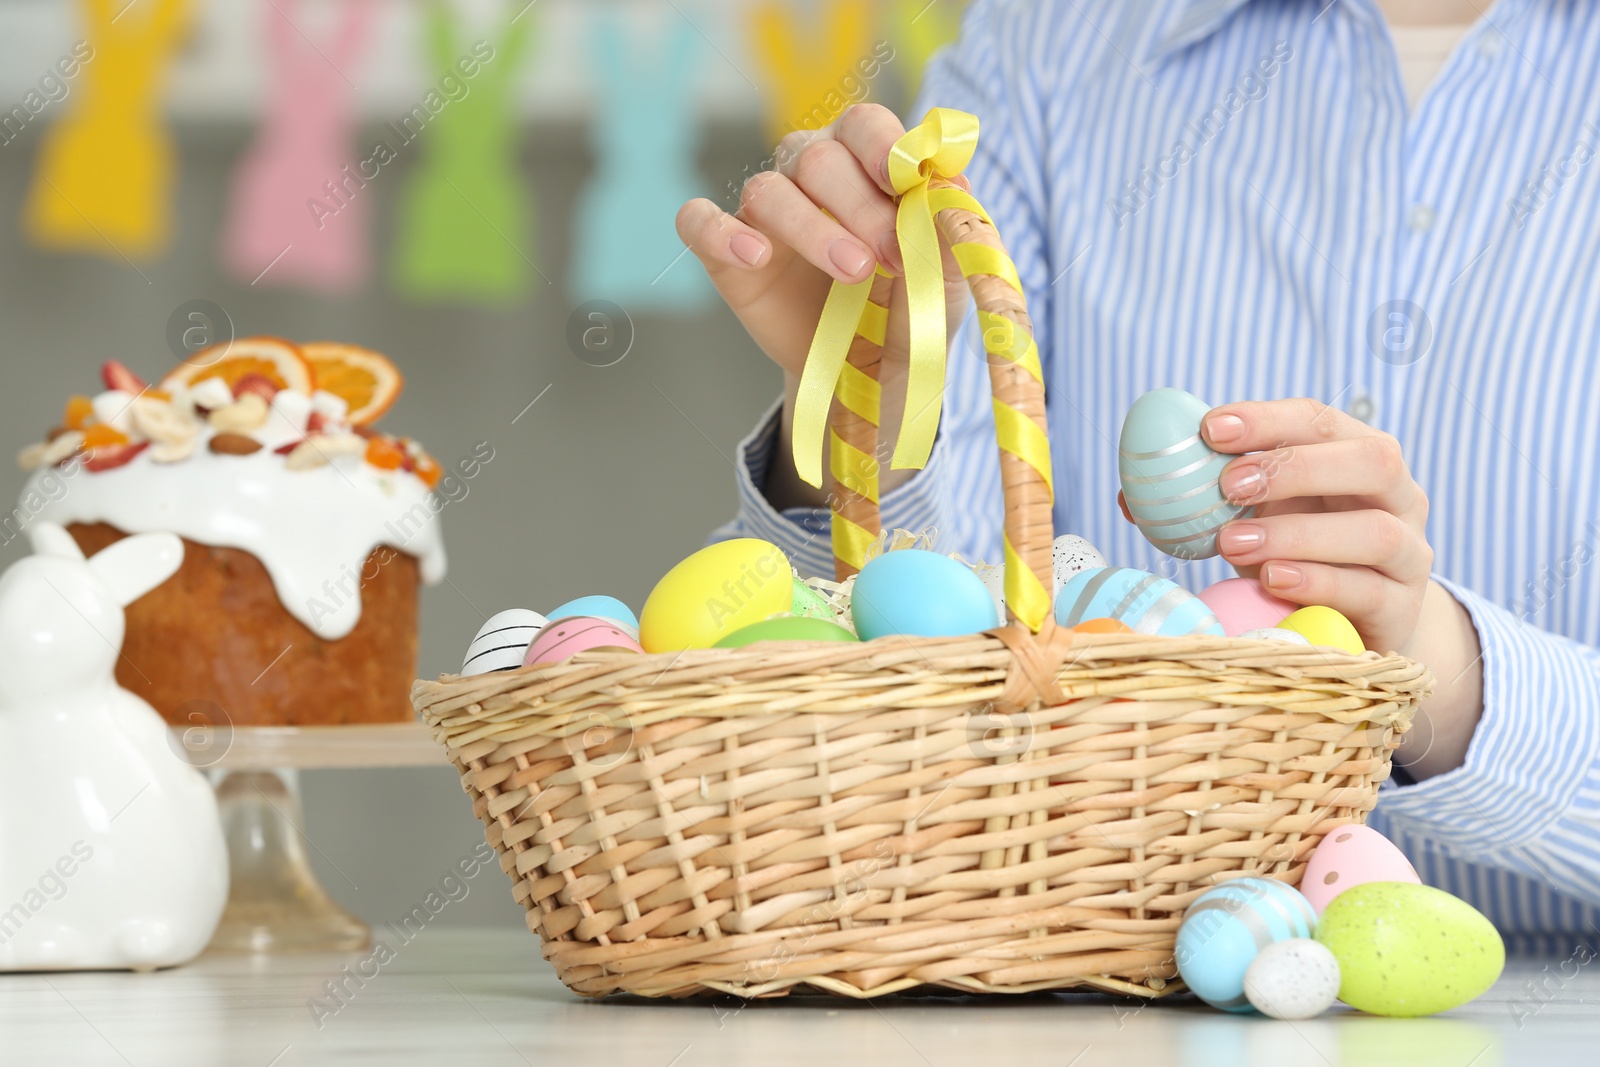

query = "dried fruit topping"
209;432;263;455
208;393;271;433
64;395;95;431
231;373;280;403
413;454;443;489
102;360;149;395
81;423;131;450
83;440;150;472
364;436;406;470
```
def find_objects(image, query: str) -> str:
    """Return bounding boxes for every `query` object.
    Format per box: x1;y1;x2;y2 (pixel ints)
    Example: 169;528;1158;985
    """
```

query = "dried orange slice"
160;337;314;396
301;342;403;426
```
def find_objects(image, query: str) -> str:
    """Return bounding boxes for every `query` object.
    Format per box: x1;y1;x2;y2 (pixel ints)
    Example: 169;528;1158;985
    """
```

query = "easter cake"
14;339;447;726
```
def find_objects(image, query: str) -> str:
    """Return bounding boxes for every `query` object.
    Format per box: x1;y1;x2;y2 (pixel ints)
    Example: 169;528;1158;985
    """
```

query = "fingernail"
1219;523;1264;554
1223;465;1264;502
880;236;903;274
829;238;873;279
1206;413;1245;444
1263;561;1304;590
730;233;766;266
879;156;892;187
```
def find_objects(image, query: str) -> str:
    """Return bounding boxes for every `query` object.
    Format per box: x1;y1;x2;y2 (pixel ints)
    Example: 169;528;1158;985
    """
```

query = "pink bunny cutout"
223;0;377;290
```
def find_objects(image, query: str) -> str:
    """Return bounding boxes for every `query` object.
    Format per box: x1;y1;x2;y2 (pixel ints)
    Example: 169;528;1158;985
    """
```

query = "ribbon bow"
791;107;980;487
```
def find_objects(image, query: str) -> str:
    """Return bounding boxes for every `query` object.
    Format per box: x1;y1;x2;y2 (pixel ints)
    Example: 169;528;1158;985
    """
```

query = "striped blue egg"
1175;878;1319;1012
1054;567;1224;636
1119;388;1255;560
546;595;639;640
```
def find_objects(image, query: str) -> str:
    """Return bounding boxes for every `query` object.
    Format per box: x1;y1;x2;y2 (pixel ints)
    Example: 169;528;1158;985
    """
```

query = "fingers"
676;198;773;273
738;171;877;283
832;102;908;195
788;138;903;273
1219;436;1423;518
1254;560;1415;645
1217;510;1435;584
1202;397;1374;453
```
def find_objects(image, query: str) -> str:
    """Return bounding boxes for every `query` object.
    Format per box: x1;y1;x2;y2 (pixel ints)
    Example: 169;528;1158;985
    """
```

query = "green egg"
791;578;835;620
1315;881;1504;1017
713;616;859;648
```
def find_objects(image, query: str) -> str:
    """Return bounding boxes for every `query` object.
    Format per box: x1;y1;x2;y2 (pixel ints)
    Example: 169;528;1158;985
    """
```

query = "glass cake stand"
189;722;444;953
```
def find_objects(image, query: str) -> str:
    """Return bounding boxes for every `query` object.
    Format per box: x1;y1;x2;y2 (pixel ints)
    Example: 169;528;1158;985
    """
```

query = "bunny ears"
28;522;184;608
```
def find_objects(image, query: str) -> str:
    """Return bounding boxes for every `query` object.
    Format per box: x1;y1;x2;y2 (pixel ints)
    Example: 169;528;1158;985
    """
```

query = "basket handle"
796;109;1055;631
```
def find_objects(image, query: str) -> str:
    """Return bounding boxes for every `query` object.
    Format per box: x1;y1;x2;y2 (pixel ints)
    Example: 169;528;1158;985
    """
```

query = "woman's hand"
675;104;970;508
1200;397;1483;778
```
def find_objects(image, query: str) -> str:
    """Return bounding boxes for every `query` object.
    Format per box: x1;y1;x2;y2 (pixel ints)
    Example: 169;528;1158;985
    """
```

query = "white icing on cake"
24;436;446;641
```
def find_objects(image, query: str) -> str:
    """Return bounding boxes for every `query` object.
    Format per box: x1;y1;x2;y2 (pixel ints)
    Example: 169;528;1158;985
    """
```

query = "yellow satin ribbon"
792;107;980;488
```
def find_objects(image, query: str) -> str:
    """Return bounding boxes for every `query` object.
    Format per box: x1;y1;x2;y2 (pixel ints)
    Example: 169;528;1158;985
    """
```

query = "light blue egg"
1055;567;1224;636
1119;388;1255;560
547;595;639;639
852;549;1000;640
1175;878;1318;1012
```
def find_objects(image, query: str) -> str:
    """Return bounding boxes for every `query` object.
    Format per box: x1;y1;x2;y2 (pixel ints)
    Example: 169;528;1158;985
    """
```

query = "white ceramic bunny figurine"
0;523;228;970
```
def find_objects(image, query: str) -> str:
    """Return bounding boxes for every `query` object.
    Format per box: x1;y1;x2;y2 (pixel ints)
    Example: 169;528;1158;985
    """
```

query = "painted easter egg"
1278;605;1365;654
791;577;834;620
461;608;548;675
1175;877;1318;1012
523;616;644;667
639;538;791;651
1072;617;1135;634
1243;939;1342;1020
851;549;1000;640
1238;626;1310;645
714;616;859;648
1316;882;1505;1017
1119;388;1254;560
1301;826;1421;914
1052;534;1108;589
975;563;1005;619
1054;567;1224;637
546;595;639;639
1198;578;1296;637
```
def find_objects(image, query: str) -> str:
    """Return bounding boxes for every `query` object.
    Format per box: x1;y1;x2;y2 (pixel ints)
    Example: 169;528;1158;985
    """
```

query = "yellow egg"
639;538;792;651
1277;605;1365;654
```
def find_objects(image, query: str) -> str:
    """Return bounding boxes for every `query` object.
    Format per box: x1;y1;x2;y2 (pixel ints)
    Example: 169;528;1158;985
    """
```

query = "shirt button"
1477;32;1504;58
1407;204;1437;232
1348;395;1376;424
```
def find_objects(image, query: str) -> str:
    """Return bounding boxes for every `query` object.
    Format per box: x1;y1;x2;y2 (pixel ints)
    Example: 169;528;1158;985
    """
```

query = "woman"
677;0;1600;947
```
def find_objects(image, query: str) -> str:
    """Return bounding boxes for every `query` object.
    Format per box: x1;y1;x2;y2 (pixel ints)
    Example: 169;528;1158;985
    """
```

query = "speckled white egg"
1238;626;1311;645
1052;534;1108;590
975;563;1006;618
462;608;548;675
1244;938;1343;1020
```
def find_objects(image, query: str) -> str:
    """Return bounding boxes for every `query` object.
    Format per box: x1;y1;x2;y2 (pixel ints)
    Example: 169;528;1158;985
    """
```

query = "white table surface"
3;929;1592;1067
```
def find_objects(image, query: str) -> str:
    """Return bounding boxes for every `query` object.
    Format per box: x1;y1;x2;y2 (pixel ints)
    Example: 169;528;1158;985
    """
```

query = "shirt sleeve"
1370;574;1600;905
713;0;1057;570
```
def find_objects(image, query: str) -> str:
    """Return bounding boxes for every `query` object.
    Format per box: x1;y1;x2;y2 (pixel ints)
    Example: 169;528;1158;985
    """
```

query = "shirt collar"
1144;0;1264;64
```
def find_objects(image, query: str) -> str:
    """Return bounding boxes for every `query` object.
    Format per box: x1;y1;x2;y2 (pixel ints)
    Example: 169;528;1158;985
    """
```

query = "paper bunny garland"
569;9;712;311
0;524;227;971
222;0;378;290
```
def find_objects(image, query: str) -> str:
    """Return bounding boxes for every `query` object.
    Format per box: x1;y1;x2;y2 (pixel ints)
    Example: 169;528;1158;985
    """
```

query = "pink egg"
522;616;644;667
1301;824;1421;914
1198;578;1297;637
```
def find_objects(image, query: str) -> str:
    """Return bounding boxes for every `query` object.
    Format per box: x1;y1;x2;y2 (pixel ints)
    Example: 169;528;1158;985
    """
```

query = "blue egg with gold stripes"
1119;388;1255;560
1175;877;1319;1012
1054;567;1224;636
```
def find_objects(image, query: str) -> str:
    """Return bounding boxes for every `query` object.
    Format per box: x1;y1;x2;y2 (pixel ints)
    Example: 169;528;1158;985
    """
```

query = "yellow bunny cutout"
25;0;192;262
749;0;877;142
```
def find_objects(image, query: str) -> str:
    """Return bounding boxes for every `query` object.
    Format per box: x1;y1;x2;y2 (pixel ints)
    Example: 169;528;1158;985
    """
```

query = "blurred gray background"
0;120;778;930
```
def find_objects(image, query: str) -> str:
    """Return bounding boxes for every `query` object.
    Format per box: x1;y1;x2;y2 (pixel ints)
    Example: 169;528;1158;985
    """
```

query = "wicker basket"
414;114;1432;1000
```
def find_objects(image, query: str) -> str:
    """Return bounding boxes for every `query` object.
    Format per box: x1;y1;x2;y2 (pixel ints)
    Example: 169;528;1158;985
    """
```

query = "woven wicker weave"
414;137;1432;999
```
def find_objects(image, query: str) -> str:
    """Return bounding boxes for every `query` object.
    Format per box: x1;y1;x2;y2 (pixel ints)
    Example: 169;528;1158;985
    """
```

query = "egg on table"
1175;877;1319;1012
1198;578;1296;637
1055;567;1224;637
852;549;999;640
639;538;791;651
1243;938;1342;1020
1119;388;1254;560
1315;882;1505;1017
546;595;639;639
461;608;548;675
1301;825;1420;914
523;616;644;667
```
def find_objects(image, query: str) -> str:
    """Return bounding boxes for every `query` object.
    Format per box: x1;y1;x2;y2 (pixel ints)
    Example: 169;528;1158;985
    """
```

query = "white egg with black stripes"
1119;388;1255;560
461;609;548;675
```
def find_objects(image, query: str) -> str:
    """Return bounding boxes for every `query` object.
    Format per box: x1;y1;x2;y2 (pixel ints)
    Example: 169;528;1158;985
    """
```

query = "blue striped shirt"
717;0;1600;947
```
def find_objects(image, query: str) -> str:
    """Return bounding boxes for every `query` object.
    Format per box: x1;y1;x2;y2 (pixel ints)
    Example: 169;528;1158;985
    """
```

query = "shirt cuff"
711;397;947;580
1374;575;1600;855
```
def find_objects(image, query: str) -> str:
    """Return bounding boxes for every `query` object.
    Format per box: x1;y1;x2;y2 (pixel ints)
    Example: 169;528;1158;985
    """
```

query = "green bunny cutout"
391;3;535;303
